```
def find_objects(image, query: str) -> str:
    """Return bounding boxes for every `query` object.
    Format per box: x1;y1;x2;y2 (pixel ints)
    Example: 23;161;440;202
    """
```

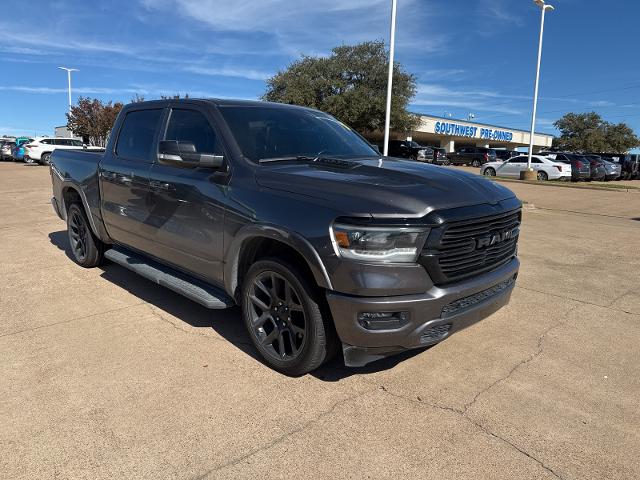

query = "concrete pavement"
1;162;638;479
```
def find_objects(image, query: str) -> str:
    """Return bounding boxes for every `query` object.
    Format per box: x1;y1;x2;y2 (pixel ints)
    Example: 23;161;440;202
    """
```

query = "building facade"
382;114;554;152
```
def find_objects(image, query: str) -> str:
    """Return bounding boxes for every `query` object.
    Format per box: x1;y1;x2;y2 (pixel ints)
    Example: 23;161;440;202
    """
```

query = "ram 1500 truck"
50;99;521;375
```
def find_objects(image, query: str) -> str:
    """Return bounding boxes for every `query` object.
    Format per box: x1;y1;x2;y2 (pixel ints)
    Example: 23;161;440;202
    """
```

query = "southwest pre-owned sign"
434;121;514;142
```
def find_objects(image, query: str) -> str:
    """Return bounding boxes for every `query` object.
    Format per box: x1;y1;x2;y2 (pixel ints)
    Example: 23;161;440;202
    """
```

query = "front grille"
421;208;521;285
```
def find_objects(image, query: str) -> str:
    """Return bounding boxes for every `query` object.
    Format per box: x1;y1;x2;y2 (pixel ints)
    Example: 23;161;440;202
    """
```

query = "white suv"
23;137;100;165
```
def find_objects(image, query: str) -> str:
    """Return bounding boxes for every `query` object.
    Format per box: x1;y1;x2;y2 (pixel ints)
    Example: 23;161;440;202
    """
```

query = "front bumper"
327;257;519;367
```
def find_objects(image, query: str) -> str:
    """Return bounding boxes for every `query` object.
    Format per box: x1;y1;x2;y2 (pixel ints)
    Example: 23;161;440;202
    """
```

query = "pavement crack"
376;386;565;480
0;301;147;338
460;304;579;415
191;388;375;479
516;285;639;316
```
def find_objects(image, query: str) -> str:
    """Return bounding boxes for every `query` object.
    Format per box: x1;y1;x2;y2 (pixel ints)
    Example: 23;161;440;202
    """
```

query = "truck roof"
125;98;317;111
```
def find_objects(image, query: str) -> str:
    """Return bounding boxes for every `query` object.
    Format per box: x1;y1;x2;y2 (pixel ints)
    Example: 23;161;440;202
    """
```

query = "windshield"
218;105;377;162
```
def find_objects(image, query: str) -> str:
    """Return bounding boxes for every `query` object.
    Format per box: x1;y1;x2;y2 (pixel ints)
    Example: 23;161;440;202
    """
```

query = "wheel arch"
60;184;100;237
225;225;332;301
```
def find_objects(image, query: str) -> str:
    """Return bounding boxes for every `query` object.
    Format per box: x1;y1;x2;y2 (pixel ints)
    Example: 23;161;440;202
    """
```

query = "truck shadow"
48;230;424;381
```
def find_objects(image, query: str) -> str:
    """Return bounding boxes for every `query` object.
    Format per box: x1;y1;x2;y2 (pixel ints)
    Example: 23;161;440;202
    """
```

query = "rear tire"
24;156;36;164
471;159;481;168
40;153;51;165
241;258;337;375
537;171;548;181
67;203;104;268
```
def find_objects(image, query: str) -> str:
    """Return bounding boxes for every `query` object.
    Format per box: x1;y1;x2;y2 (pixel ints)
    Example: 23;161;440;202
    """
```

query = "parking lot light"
383;0;398;157
58;67;79;113
527;0;554;171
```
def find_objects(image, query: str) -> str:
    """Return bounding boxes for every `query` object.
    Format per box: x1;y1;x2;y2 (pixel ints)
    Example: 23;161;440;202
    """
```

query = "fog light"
358;311;409;330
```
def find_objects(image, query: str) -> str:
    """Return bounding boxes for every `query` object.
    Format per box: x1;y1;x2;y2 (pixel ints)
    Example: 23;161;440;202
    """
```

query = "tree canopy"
262;41;419;133
66;97;123;147
552;112;639;153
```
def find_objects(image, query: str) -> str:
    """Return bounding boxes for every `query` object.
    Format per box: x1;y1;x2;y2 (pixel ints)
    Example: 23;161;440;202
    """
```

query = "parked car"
480;155;571;181
578;154;606;181
494;150;519;161
447;147;497;167
23;137;101;165
599;153;639;180
50;98;521;375
539;152;591;182
599;159;622;180
11;137;33;162
424;146;448;164
388;139;433;161
0;140;15;161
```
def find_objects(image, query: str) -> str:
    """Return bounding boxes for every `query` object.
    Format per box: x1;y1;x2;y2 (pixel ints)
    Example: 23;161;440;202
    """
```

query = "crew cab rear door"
100;106;163;253
145;105;228;285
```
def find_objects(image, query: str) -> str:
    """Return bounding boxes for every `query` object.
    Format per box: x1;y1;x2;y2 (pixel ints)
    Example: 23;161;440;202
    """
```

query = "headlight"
330;224;429;263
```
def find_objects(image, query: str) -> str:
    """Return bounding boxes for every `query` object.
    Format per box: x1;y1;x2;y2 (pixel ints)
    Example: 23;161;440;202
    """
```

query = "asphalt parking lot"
1;162;639;480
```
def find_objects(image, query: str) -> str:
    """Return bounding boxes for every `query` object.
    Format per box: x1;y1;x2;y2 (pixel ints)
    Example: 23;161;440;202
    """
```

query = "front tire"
241;258;337;375
67;203;104;268
483;167;496;177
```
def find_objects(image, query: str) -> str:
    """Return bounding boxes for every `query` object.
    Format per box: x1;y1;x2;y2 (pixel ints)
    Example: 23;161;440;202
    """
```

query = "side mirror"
158;140;224;169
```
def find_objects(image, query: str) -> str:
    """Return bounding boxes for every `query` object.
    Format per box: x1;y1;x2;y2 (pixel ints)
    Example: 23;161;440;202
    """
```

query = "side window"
509;156;526;163
116;109;163;161
164;109;220;154
57;139;71;146
41;139;53;145
531;158;543;164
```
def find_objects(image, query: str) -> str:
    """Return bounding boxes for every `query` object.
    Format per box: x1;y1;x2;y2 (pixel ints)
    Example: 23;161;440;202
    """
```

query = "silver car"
599;158;622;181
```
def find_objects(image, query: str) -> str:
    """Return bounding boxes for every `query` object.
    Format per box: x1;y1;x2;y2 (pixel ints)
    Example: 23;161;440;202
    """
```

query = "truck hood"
255;156;517;218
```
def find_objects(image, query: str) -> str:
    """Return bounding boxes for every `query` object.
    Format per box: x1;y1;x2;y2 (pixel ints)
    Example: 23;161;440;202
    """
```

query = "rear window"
116;109;163;162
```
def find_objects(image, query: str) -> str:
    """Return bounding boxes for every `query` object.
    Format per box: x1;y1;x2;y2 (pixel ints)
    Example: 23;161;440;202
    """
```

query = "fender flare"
59;182;101;238
225;224;333;297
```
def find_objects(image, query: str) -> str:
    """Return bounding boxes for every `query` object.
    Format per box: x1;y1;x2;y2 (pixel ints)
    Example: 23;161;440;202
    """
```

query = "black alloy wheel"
69;208;89;263
247;270;307;362
242;259;337;375
66;203;104;267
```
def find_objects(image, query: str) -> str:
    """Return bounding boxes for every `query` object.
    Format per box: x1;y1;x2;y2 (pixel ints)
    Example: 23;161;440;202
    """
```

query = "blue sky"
1;0;639;149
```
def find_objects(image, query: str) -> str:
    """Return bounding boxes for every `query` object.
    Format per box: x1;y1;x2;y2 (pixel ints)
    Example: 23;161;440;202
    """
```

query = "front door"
499;156;526;177
100;107;164;253
145;106;228;285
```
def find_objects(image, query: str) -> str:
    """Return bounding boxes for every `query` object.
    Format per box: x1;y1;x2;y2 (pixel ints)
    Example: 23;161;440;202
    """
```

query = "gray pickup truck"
50;99;521;375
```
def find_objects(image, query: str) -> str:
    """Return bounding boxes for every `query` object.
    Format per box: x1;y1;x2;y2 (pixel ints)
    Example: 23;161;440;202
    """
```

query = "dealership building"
389;114;554;153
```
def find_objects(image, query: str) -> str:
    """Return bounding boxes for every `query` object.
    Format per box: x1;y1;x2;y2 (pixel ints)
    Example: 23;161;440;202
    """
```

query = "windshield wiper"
259;155;317;164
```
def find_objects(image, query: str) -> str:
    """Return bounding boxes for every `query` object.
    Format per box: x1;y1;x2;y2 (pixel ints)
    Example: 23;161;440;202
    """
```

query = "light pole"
58;67;79;113
527;0;554;170
382;0;397;157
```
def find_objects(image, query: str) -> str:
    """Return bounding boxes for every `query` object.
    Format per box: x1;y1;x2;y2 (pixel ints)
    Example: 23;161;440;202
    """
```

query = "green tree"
553;112;639;153
263;41;419;133
66;97;123;147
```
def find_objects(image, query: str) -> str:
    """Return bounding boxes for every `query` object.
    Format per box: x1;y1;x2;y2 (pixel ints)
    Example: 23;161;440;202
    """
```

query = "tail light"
576;161;582;168
483;153;488;161
25;144;35;148
555;166;562;172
